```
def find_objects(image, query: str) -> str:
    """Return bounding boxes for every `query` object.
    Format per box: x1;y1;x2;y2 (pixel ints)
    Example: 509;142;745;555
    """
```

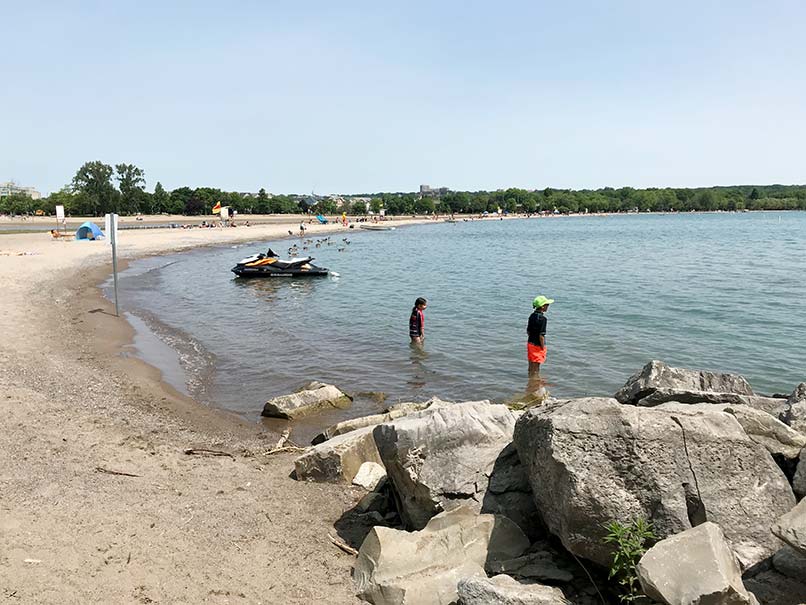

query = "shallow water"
108;212;806;438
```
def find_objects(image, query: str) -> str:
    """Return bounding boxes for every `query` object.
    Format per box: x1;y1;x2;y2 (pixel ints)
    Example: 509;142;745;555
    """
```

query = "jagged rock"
657;402;806;460
771;497;806;555
637;522;757;605
457;574;570;605
783;383;806;435
772;545;806;580
794;449;806;498
513;398;795;568
294;426;381;482
744;570;806;605
262;382;352;419
373;401;539;537
353;506;530;605
615;360;754;405
311;400;437;445
352;462;387;490
487;550;574;583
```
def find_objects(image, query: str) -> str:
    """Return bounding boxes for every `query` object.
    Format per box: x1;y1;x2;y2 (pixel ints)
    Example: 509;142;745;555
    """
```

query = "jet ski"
231;248;329;278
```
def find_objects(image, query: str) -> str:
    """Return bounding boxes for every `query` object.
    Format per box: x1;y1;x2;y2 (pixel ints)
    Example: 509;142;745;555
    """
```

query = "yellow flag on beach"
212;202;221;214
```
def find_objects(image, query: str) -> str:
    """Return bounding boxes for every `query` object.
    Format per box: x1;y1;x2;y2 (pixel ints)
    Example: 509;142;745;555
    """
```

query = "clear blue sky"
3;1;805;195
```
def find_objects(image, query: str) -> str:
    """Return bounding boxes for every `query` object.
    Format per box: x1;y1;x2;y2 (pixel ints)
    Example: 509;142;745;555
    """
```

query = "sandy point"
0;214;435;604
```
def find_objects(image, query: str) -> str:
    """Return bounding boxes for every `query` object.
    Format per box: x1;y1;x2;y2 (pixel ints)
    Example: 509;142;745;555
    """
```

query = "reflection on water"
407;340;429;390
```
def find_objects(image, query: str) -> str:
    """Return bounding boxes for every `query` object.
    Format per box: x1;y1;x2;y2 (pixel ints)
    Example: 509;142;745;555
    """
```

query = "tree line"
2;160;805;217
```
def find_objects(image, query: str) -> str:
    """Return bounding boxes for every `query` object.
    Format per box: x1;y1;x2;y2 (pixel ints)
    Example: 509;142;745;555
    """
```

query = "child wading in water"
527;295;554;375
409;297;427;344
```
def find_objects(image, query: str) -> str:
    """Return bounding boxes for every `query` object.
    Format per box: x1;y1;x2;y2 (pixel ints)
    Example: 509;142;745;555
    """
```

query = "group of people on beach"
408;294;554;375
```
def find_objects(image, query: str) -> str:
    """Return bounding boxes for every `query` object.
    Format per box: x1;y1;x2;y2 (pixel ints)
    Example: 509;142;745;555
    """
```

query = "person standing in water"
527;295;554;375
409;297;427;344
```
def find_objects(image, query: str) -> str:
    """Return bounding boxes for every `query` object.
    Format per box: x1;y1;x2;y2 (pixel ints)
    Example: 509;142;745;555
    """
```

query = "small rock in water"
262;382;352;419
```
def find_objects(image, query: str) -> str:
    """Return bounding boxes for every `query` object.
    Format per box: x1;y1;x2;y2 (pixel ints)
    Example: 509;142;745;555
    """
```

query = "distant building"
419;184;449;198
0;181;41;200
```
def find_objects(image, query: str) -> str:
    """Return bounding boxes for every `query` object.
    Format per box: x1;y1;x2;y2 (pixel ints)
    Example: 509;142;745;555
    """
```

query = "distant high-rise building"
0;181;41;200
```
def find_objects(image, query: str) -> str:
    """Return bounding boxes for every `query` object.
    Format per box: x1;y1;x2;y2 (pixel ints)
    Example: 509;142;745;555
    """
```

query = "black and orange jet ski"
231;248;329;278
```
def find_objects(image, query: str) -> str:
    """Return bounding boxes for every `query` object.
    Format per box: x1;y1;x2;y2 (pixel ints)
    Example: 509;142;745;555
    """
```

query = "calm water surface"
109;213;806;435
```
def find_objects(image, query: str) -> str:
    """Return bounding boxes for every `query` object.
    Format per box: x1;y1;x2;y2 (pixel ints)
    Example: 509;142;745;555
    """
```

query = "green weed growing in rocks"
602;518;656;603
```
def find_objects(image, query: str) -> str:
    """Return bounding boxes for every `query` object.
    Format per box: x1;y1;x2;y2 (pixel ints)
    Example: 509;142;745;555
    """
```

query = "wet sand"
0;215;433;604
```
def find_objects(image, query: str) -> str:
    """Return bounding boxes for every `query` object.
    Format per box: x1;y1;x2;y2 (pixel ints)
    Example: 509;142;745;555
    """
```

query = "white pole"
110;214;120;317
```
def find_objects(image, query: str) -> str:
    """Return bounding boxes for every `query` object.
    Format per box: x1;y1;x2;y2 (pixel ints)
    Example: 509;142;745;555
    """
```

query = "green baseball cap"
533;295;554;308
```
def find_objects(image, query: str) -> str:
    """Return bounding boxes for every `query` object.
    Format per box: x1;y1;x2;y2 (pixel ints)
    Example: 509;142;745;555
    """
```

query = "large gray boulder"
615;360;754;405
637;522;757;605
373;401;540;537
353;506;530;605
262;381;352;419
783;382;806;435
294;425;381;482
457;574;570;605
771;497;806;555
744;570;806;605
657;402;806;460
772;545;806;580
513;398;795;568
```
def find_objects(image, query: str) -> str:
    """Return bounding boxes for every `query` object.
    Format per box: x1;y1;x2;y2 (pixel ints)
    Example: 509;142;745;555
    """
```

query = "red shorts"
527;343;546;363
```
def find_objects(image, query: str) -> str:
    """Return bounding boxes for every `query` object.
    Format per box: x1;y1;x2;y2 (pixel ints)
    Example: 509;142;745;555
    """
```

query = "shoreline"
0;215;437;604
87;215;441;437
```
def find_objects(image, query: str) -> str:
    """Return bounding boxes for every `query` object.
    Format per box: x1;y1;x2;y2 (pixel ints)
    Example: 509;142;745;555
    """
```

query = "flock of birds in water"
284;235;351;256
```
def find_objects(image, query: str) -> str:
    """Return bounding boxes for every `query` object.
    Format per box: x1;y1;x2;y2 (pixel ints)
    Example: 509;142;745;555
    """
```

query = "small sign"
221;206;230;220
105;213;119;244
55;205;65;221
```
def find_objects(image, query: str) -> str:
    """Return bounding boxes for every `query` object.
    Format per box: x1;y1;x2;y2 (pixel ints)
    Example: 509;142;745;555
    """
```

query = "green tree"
350;200;367;215
115;163;146;214
0;192;34;215
749;187;760;200
72;161;116;216
169;187;194;214
151;182;169;214
254;188;270;213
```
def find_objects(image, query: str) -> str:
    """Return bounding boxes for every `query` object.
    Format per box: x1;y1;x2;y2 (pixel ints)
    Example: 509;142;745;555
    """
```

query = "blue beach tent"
316;214;328;224
75;221;104;241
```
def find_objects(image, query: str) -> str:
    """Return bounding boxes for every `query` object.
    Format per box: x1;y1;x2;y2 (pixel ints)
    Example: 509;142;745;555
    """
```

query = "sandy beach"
0;215;432;604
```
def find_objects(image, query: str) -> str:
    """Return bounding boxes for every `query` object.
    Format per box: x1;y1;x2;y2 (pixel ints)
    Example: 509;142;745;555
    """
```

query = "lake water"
109;212;806;438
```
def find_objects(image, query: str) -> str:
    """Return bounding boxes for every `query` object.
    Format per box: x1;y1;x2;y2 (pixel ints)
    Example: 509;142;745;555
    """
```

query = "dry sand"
0;216;432;604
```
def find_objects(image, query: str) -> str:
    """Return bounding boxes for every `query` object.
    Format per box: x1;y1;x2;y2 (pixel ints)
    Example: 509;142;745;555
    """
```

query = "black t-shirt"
527;311;547;346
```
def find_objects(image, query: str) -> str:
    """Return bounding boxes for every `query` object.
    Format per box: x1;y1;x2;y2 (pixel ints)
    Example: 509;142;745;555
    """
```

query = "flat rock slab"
771;497;806;555
637;522;757;605
657;402;806;460
353;506;530;605
310;400;435;445
262;382;352;419
638;390;787;415
615;360;754;405
294;426;381;482
487;551;574;584
513;398;795;568
457;574;570;605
